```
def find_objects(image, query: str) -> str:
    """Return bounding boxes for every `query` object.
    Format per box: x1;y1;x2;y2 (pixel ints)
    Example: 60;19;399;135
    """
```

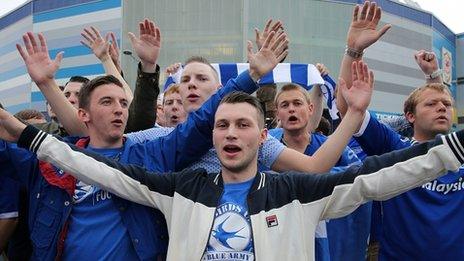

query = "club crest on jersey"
266;214;278;228
203;202;253;260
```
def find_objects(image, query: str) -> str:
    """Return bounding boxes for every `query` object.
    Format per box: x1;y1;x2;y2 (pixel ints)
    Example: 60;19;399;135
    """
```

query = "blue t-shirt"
357;113;464;260
0;174;19;219
203;177;255;261
63;146;138;260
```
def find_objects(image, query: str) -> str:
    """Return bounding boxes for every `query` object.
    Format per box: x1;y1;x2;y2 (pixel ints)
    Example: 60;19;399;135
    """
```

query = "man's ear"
78;108;90;124
405;111;415;125
308;102;314;114
259;128;268;146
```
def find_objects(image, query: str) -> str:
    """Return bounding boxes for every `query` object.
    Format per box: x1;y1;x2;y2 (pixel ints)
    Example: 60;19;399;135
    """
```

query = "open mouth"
171;115;179;122
436;115;448;121
224;144;242;154
288;115;298;122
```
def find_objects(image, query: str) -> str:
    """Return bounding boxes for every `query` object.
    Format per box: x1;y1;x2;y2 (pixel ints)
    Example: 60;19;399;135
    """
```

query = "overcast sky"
0;0;462;33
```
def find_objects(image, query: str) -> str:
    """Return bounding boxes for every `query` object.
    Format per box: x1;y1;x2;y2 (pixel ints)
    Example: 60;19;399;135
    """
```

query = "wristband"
345;46;364;59
426;69;442;80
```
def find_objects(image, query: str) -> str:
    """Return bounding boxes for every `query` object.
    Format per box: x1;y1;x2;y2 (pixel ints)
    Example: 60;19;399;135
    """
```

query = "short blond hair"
403;83;453;115
274;83;311;107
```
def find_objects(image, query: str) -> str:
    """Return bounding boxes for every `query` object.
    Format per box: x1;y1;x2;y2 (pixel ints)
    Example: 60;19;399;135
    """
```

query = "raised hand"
339;61;374;113
165;62;182;77
0;108;26;143
247;31;289;82
346;1;391;52
80;26;110;61
108;32;121;72
16;32;63;86
254;19;283;50
128;18;161;69
414;50;438;75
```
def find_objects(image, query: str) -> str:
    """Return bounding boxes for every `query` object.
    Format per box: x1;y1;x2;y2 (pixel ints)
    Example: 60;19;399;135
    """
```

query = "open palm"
247;31;288;81
347;2;391;51
16;32;62;85
341;61;374;112
129;19;161;65
80;26;110;61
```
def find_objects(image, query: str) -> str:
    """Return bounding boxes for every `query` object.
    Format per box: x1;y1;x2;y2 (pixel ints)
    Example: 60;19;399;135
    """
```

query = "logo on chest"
208;203;252;252
74;181;112;204
265;214;278;228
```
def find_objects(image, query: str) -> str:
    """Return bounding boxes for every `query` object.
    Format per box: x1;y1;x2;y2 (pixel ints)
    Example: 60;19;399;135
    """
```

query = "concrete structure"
0;0;461;123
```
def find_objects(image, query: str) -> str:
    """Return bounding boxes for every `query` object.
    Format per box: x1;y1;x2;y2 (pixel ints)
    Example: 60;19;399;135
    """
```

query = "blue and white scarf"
164;63;339;119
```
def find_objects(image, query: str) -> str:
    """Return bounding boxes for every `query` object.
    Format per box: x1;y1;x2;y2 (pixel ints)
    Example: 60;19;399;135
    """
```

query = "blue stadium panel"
432;16;456;44
0;2;32;31
33;0;121;22
335;0;432;26
33;0;98;13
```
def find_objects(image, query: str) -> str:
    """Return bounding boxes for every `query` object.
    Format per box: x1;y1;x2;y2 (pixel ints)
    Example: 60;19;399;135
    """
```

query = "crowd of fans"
0;2;461;260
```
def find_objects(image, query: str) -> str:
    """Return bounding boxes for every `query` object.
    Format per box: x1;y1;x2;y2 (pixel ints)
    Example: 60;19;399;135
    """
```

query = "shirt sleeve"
125;127;174;143
355;112;411;156
258;135;285;169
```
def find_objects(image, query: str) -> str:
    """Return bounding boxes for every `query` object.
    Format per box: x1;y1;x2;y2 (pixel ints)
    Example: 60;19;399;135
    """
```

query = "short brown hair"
219;91;265;128
14;109;46;121
78;75;123;110
403;83;453;115
274;83;311;107
184;56;219;82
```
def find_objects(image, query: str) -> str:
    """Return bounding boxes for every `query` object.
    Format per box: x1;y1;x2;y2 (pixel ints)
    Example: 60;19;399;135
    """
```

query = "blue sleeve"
258;134;285;169
135;71;259;172
355;113;410;156
0;175;19;219
0;140;38;188
268;128;283;140
125;127;174;144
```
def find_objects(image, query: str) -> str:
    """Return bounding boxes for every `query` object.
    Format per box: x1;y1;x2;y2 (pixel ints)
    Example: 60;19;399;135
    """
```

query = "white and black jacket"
18;126;464;261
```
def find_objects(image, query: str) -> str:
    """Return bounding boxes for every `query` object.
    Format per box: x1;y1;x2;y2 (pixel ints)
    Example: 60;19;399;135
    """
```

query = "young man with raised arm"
337;1;463;260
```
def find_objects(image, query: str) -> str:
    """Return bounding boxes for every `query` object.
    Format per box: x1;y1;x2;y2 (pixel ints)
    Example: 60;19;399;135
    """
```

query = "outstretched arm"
271;61;374;173
337;1;391;117
313;130;463;219
16;32;87;136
